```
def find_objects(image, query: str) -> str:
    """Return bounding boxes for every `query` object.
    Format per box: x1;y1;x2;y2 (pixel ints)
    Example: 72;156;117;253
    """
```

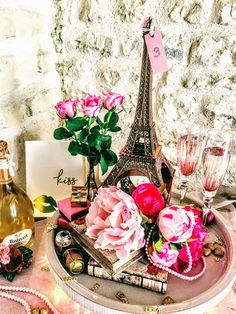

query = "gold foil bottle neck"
0;140;9;159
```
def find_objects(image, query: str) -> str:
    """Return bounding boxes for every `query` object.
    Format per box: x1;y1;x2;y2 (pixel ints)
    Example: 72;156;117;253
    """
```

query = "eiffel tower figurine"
104;18;175;202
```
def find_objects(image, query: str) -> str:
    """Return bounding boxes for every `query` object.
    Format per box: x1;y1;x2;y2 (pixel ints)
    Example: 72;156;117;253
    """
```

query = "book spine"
87;264;167;294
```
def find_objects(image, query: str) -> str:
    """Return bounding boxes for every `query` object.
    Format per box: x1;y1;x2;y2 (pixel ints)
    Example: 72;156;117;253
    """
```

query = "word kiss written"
53;169;78;186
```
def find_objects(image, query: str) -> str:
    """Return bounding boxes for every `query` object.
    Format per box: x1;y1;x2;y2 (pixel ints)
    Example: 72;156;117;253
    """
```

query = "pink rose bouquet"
86;186;145;260
132;183;165;222
146;204;208;280
0;242;10;265
54;91;124;176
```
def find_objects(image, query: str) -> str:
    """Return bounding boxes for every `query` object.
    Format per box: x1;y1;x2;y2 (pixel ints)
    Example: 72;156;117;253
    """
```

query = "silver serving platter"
46;193;236;314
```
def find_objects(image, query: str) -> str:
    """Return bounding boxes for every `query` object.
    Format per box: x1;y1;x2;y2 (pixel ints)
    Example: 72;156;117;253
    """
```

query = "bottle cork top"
0;140;9;158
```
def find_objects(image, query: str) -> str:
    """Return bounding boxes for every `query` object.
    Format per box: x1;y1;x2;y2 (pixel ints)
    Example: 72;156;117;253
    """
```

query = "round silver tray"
46;193;236;314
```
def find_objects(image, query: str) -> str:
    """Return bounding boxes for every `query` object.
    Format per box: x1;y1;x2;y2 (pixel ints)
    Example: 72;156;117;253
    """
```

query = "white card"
25;140;85;217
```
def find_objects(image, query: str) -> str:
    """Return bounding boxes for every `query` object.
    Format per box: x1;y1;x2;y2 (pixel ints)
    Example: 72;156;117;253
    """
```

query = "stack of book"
70;221;168;294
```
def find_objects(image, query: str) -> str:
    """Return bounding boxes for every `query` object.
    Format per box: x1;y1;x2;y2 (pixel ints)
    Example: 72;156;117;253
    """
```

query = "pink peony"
158;205;195;243
86;186;145;260
132;183;164;220
0;242;10;265
79;94;101;117
149;241;179;267
55;99;77;119
102;91;124;111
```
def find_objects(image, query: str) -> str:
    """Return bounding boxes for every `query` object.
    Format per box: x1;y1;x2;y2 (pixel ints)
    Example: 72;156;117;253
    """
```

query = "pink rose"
0;242;10;265
86;186;145;260
102;91;124;111
132;183;164;220
55;99;77;119
158;205;195;243
149;241;179;267
79;94;101;117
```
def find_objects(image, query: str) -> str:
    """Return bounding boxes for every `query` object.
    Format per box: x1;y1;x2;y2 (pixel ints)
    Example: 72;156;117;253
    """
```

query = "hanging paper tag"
145;28;168;74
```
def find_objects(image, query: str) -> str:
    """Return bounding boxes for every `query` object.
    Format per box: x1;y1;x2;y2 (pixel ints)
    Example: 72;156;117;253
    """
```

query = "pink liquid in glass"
202;147;230;192
177;134;203;176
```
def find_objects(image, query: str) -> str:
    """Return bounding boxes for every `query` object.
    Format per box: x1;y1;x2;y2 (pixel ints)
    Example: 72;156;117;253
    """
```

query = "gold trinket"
62;276;76;282
32;308;40;314
144;306;162;313
63;248;84;275
41;265;50;272
46;223;58;233
90;283;100;292
116;291;129;303
40;309;49;314
71;186;88;207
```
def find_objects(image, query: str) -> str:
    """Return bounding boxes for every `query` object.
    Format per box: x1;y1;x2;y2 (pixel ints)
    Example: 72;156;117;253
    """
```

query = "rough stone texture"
0;0;61;187
52;0;236;195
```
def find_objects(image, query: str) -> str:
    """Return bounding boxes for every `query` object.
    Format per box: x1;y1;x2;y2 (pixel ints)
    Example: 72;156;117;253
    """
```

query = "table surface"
0;194;236;314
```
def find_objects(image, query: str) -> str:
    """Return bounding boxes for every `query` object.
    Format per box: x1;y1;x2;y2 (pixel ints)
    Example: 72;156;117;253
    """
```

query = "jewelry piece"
46;223;58;233
145;225;206;281
90;283;100;292
0;285;60;314
116;291;129;303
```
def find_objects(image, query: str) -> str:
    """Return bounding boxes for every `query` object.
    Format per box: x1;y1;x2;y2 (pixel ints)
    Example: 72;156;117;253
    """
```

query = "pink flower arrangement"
55;99;78;119
158;205;195;243
132;183;164;221
0;242;10;265
102;92;124;111
85;186;145;260
79;94;101;117
149;241;179;267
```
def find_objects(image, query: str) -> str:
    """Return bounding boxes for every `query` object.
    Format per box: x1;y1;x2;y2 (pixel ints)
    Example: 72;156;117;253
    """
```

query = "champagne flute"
177;126;204;203
200;129;232;224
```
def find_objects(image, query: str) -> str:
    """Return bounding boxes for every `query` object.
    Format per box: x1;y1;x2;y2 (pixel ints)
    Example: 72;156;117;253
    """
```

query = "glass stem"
179;180;188;204
202;195;213;225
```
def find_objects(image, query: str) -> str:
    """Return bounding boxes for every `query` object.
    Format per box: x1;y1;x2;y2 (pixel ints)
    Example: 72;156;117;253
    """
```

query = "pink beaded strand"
0;285;60;314
145;225;206;281
0;290;31;314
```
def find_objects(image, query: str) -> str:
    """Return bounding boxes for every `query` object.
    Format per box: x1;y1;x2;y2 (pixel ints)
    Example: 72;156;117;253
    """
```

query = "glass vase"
85;156;98;201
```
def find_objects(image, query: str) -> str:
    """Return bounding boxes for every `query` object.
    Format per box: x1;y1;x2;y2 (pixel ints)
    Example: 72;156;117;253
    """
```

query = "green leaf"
109;125;121;132
77;129;89;142
3;271;16;282
108;111;119;128
80;143;89;156
101;149;117;166
100;155;108;175
68;141;81;156
96;117;104;128
155;237;163;252
18;246;33;259
33;195;57;213
90;126;100;134
100;135;112;150
138;210;149;225
53;127;71;140
170;243;183;251
66;117;87;132
87;134;101;150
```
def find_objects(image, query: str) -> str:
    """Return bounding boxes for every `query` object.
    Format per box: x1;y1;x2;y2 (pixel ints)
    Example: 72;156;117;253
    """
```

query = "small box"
58;198;90;221
71;186;88;207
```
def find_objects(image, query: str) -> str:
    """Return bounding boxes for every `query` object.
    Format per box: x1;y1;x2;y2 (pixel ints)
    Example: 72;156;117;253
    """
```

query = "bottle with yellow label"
0;140;34;250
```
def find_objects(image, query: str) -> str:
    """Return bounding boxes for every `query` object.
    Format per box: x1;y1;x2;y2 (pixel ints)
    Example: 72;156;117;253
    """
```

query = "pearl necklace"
145;225;206;281
0;285;60;314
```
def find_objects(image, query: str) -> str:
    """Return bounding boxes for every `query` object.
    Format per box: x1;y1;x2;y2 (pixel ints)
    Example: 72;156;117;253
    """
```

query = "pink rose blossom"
158;205;195;243
79;94;101;117
102;91;124;111
86;186;145;260
149;241;179;267
132;183;164;220
55;99;77;119
0;242;10;265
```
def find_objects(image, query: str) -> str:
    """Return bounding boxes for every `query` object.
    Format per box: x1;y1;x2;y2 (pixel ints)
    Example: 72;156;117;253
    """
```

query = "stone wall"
0;0;61;187
52;0;236;195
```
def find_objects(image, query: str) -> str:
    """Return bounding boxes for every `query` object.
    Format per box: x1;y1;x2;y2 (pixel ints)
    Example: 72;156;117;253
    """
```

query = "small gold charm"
40;309;49;314
215;235;225;247
41;265;50;272
144;306;163;313
62;275;76;282
116;291;129;304
46;223;58;233
32;308;40;314
90;283;100;292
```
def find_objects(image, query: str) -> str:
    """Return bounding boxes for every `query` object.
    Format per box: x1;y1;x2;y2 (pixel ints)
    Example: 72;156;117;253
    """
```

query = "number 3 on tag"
145;29;168;74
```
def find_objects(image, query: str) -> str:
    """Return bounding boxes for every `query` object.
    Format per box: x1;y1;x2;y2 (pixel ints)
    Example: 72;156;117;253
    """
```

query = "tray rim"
45;197;236;314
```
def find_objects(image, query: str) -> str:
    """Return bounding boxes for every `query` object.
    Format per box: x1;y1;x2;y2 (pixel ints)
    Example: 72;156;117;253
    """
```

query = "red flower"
131;183;164;220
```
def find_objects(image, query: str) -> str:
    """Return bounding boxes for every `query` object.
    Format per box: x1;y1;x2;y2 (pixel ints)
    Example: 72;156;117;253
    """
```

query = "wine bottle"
0;140;34;250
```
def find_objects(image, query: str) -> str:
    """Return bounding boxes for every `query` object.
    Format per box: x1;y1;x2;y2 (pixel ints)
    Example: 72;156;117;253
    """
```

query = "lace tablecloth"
0;194;235;314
